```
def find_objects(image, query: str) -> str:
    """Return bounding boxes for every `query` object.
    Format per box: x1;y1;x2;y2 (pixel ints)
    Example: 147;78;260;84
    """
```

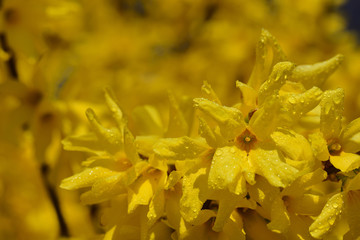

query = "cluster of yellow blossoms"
61;30;360;239
1;0;360;239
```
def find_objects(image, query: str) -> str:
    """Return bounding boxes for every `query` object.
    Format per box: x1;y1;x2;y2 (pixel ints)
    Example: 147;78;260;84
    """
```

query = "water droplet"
288;96;296;104
332;203;338;209
230;147;236;153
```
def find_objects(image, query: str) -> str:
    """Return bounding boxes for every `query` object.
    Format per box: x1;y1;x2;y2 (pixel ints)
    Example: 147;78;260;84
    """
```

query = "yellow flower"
309;88;360;174
309;172;360;239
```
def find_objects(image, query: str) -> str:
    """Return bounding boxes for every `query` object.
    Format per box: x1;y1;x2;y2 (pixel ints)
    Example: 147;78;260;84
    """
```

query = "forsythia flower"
60;30;360;239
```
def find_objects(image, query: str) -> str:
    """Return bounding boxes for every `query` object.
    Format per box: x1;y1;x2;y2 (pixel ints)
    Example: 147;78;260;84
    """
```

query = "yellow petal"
320;89;344;140
330;152;360;172
194;98;246;140
248;29;287;91
248;176;280;218
60;167;116;190
128;171;162;213
124;126;140;165
267;196;290;234
345;190;360;239
236;81;257;109
242;210;283;240
341;117;360;153
62;133;106;155
282;168;327;197
148;173;167;226
258;61;295;105
249;94;280;141
104;87;126;135
287;194;327;216
154;136;209;160
198;116;217;148
180;166;208;223
132;105;163;135
135;135;161;158
309;193;344;239
271;128;313;163
166;92;190;137
212;191;245;232
222;211;246;240
280;87;323;125
81;173;125;204
308;132;330;161
347;172;360;191
208;146;245;193
201;81;221;105
290;54;344;89
250;143;298;187
165;170;183;190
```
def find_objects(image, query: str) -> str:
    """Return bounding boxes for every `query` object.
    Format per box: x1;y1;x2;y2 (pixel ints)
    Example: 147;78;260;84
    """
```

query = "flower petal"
308;132;330;161
282;168;327;197
194;98;246;140
249;95;280;141
236;81;257;109
154;136;209;160
180;166;209;223
250;142;298;188
208;146;245;193
330;152;360;172
280;86;323;125
258;61;294;105
201;81;221;105
132;105;163;135
320;89;344;141
267;196;290;234
198;116;217;148
165;92;189;137
345;190;360;239
290;54;344;89
60;167;116;190
340;117;360;153
248;29;287;91
309;193;344;239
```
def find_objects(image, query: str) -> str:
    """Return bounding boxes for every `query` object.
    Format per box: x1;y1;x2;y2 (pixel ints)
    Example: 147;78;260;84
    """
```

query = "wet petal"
104;87;126;135
249;95;280;141
124;126;141;165
250;143;298;188
180;166;209;223
258;61;294;105
60;167;116;190
62;133;107;155
86;108;122;148
309;193;344;239
308;132;330;161
80;173;125;204
201;81;221;105
194;98;246;140
154;136;209;160
208;146;245;194
248;29;287;91
198;116;217;148
280;87;323;125
290;54;344;89
320;89;344;140
330;152;360;172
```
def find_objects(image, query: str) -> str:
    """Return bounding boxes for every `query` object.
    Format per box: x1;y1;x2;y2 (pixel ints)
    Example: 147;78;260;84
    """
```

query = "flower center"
328;142;342;156
235;129;257;152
